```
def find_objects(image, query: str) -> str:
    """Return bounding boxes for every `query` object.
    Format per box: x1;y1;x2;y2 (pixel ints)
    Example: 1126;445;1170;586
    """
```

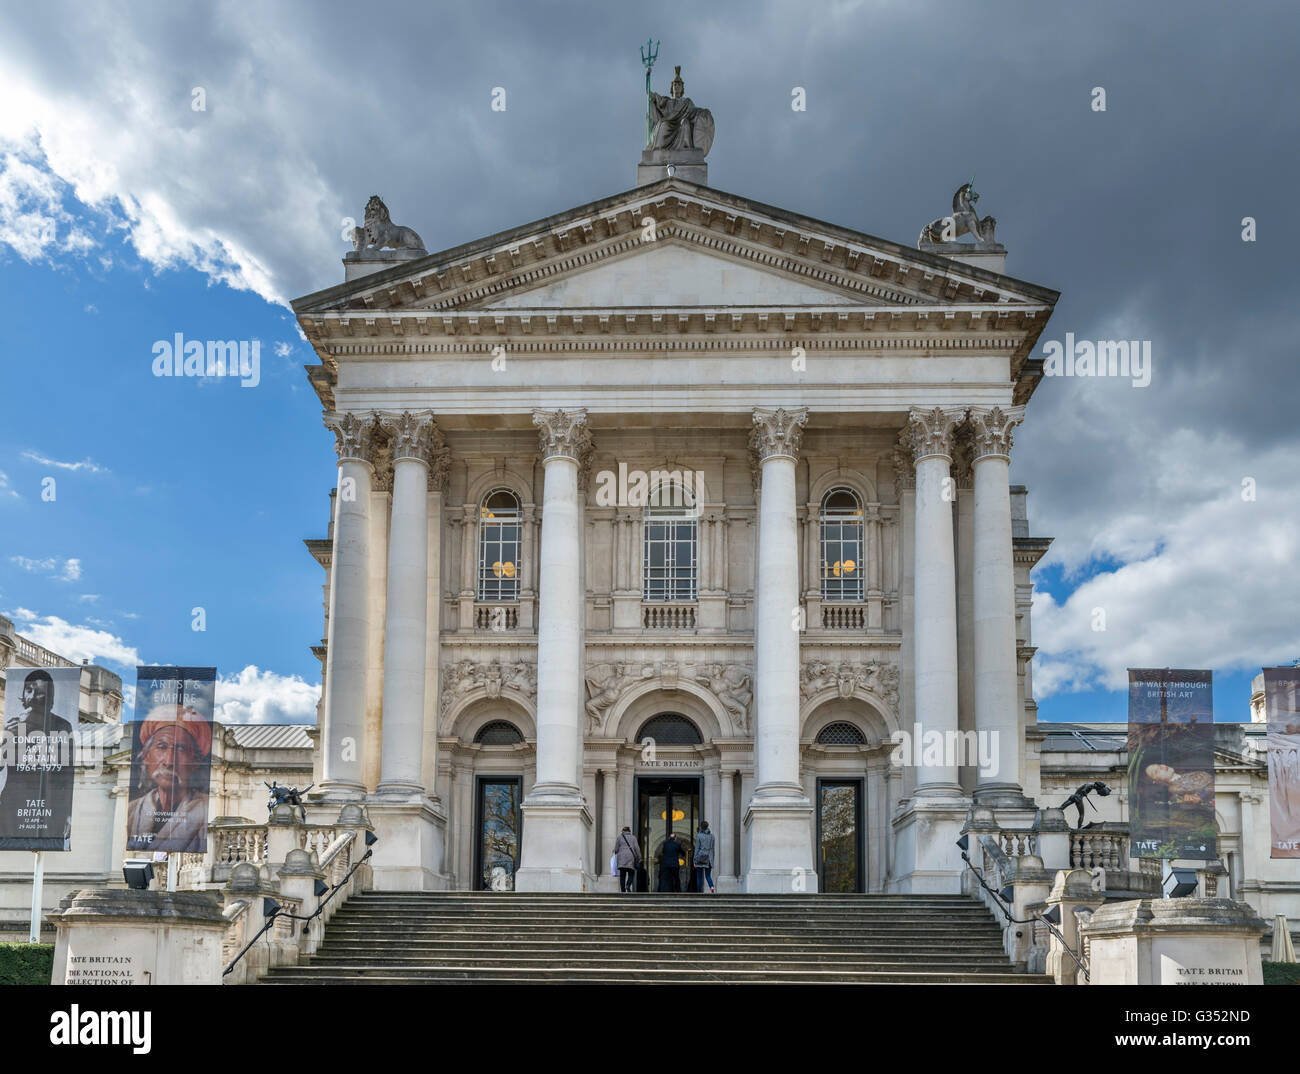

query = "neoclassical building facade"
292;164;1060;894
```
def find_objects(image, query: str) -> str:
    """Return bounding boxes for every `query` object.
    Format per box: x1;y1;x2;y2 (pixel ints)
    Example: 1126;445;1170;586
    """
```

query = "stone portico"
292;127;1059;893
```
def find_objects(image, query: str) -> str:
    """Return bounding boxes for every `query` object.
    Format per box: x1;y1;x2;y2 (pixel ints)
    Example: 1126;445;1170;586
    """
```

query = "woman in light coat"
693;820;716;893
614;826;641;892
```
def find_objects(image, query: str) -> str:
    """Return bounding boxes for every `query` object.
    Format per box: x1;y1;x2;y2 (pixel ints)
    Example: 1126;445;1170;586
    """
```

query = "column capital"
324;411;378;466
967;405;1025;461
532;407;592;464
749;407;808;464
377;410;434;462
905;406;966;463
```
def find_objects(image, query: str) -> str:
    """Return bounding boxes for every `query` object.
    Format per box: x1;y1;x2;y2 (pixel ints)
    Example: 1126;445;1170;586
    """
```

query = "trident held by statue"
640;37;660;147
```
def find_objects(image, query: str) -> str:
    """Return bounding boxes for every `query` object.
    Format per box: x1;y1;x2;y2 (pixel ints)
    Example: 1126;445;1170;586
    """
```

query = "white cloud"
0;470;20;499
214;665;319;725
1029;430;1300;698
274;341;292;357
5;608;141;667
10;555;57;572
0;140;95;260
61;558;82;582
21;450;108;474
77;593;99;603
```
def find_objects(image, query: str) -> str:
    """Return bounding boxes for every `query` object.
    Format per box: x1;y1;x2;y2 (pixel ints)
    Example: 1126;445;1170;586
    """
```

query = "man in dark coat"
659;831;684;892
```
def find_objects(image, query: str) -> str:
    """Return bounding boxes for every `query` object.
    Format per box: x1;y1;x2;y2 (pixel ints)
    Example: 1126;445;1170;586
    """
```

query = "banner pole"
29;851;43;943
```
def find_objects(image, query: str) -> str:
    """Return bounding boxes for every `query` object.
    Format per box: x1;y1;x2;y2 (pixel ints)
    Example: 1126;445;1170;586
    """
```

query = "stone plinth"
366;798;449;891
49;888;228;985
918;240;1006;275
343;248;426;282
637;147;707;186
1082;898;1267;985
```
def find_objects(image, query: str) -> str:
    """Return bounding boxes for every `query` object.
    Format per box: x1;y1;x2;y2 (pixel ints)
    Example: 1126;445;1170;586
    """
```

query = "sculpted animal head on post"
351;195;427;254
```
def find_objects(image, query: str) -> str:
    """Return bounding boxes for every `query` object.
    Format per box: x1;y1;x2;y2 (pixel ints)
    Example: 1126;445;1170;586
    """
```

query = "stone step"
263;966;1049;985
312;938;1006;952
305;952;1015;968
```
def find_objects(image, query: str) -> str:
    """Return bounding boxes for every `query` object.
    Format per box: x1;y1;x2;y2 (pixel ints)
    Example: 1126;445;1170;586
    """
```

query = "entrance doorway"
636;776;701;892
474;776;522;890
816;778;864;893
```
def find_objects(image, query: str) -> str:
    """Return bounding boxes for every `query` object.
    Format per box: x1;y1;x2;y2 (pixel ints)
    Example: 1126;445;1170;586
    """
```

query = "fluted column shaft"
908;407;965;795
970;406;1025;800
321;414;374;797
378;412;435;795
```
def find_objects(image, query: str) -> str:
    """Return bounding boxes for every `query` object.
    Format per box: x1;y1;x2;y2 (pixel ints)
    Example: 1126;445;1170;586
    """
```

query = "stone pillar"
910;406;964;795
744;407;817;893
601;768;617;881
320;412;375;799
377;411;434;796
719;768;736;878
969;406;1029;804
516;408;593;891
890;407;969;893
370;412;448;890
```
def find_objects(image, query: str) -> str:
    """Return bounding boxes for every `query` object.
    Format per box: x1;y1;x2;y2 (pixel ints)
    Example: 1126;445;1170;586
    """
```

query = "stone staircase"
261;892;1053;984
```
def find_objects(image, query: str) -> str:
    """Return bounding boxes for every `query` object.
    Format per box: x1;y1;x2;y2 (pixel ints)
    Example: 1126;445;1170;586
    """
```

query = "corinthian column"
907;406;966;796
744;407;818;893
376;411;435;797
320;412;376;800
516;408;593;891
968;405;1028;805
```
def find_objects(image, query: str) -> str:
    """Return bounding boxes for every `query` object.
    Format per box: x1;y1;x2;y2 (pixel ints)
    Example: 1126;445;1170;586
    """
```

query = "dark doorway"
817;778;864;893
475;776;522;890
636;776;702;892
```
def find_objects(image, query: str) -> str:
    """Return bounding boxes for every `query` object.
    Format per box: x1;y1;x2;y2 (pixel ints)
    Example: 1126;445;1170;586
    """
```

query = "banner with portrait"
0;666;82;850
126;667;215;853
1127;668;1216;860
1263;667;1300;859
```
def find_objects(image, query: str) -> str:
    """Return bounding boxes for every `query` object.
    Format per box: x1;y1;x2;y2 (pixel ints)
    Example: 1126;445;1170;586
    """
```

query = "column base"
315;780;368;804
973;783;1036;810
515;786;593;892
742;793;818;893
889;792;970;894
365;797;449;891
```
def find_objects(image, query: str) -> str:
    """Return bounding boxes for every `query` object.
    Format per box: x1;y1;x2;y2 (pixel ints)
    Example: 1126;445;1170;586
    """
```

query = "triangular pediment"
482;240;858;309
292;177;1059;319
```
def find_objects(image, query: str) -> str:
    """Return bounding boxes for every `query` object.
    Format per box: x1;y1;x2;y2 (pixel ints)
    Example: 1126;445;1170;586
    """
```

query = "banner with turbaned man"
1263;667;1300;859
1127;668;1216;860
126;667;216;854
0;666;82;850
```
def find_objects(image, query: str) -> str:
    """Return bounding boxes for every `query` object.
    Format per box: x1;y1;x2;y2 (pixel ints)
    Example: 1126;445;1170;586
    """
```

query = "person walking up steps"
693;820;716;893
615;826;641;892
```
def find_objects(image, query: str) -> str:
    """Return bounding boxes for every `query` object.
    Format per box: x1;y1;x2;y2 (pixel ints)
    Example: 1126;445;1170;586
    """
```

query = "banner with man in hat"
0;666;82;850
126;667;216;853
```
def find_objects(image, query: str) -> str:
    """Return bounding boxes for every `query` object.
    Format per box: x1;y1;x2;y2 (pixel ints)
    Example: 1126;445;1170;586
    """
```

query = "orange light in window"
492;561;516;579
660;809;686;822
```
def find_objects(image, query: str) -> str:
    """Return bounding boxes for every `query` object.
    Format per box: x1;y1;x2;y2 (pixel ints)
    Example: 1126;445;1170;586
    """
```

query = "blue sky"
1;0;1296;724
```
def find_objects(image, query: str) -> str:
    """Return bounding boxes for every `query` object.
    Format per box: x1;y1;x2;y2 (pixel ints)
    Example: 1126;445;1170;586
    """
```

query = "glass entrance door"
817;779;864;893
637;777;701;892
475;776;522;890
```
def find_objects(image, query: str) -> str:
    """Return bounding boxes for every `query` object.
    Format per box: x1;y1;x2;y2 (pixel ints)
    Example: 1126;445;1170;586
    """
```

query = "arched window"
816;721;867;745
643;482;697;602
636;713;703;745
474;720;524;745
820;488;864;602
478;489;521;602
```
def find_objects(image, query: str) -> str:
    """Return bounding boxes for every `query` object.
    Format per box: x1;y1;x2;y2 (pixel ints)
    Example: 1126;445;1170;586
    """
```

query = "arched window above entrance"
636;713;703;745
478;488;521;602
820;487;864;602
816;721;867;745
474;720;524;745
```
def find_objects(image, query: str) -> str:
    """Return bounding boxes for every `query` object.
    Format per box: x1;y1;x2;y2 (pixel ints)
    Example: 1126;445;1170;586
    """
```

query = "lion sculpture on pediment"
351;194;426;254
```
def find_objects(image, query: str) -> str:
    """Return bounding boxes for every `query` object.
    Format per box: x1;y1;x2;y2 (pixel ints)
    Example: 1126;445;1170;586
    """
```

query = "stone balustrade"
220;804;374;985
642;603;696;630
1070;829;1126;870
474;604;519;630
820;604;865;631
